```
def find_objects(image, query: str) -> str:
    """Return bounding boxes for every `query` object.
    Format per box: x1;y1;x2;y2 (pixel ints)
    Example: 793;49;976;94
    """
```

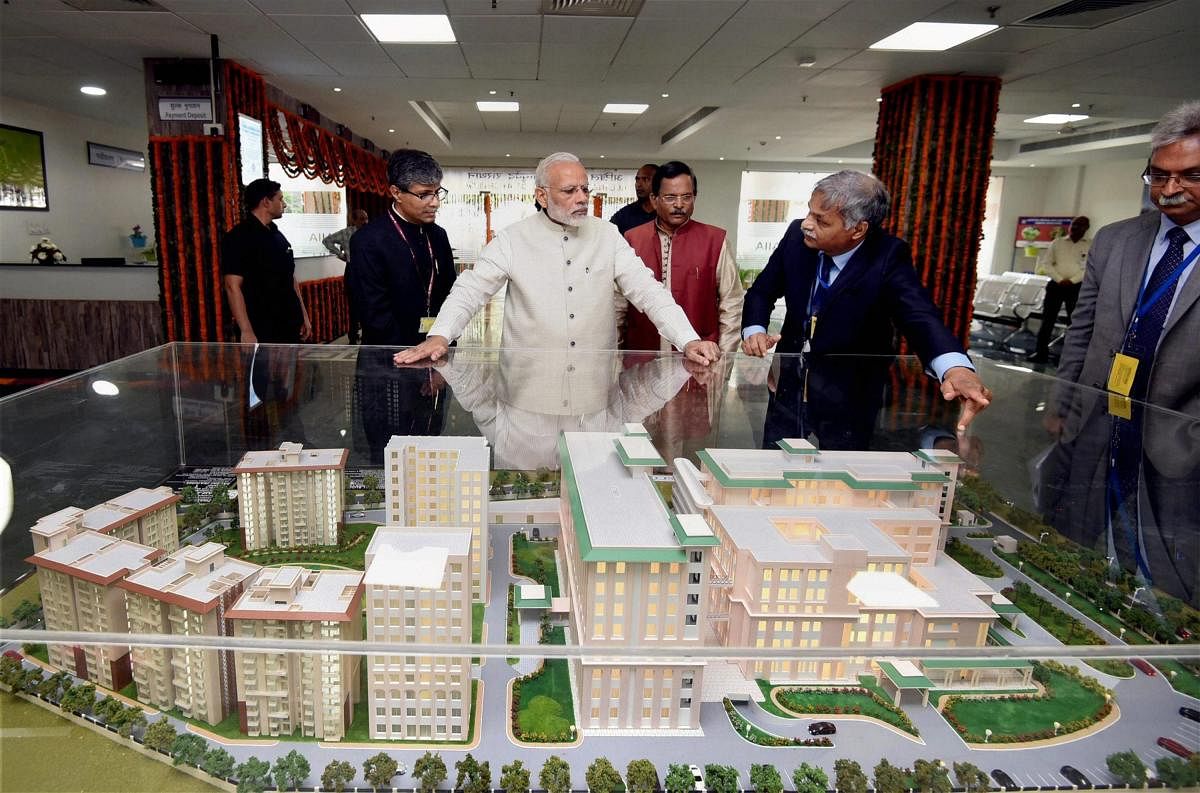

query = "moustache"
1158;193;1188;207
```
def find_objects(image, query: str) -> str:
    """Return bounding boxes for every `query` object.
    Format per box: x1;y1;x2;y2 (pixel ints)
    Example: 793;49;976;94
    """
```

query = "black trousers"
1035;280;1081;357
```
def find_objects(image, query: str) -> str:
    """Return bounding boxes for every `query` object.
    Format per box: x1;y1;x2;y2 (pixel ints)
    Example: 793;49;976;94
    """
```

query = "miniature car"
1181;706;1200;722
350;511;365;518
1157;736;1195;759
1177;626;1193;640
2;649;21;660
688;764;705;793
1131;658;1157;676
807;721;837;735
990;769;1017;790
1060;765;1091;788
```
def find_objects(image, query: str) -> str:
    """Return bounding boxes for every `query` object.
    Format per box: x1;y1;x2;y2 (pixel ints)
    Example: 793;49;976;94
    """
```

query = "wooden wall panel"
0;299;163;370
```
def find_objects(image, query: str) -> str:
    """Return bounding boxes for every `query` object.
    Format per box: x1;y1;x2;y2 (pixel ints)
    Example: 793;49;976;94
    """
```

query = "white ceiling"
1;0;1197;166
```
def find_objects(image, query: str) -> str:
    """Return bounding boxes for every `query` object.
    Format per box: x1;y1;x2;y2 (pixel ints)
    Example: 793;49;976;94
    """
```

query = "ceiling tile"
541;15;631;47
444;0;542;12
451;15;541;43
253;0;354;12
383;44;471;79
270;14;374;43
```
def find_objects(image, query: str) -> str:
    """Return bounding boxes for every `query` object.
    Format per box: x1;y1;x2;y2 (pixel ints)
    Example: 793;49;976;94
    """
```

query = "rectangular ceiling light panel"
869;22;998;51
361;14;456;43
1023;113;1089;124
603;103;648;114
477;101;520;112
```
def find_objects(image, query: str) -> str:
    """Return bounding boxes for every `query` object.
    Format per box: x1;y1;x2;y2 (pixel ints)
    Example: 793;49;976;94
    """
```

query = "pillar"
873;74;1001;346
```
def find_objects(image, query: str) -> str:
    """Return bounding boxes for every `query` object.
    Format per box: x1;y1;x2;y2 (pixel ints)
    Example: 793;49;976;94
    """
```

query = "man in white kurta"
395;152;722;368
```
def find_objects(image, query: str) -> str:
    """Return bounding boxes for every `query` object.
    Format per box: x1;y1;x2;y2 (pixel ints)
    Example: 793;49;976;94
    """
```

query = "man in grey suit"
1045;100;1200;605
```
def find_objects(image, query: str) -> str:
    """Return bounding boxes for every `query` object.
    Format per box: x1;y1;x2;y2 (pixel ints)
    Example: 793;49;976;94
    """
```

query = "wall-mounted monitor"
238;113;264;185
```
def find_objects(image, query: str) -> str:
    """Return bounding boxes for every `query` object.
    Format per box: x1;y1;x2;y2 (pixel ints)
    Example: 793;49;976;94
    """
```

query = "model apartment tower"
384;435;489;601
558;428;712;732
673;439;998;684
30;486;181;554
235;442;348;550
227;566;363;740
119;543;260;725
26;530;162;690
364;527;473;741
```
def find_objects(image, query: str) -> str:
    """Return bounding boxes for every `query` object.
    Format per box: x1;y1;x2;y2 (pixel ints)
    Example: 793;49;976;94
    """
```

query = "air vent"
1018;121;1156;153
1014;0;1172;29
541;0;645;17
661;106;720;146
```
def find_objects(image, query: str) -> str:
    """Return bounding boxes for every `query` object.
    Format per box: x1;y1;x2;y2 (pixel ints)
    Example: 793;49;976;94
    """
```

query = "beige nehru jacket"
429;211;700;351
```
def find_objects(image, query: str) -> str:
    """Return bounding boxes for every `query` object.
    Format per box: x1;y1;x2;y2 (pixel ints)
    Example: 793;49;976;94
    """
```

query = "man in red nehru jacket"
621;160;744;352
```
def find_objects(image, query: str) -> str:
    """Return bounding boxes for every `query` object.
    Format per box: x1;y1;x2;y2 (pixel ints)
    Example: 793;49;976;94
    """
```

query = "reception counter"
0;262;162;369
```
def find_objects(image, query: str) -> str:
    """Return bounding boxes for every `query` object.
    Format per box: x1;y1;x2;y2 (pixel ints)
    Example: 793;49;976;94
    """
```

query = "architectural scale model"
30;486;181;554
226;566;364;740
364;527;474;741
119;543;260;725
385;435;490;601
235;442;348;550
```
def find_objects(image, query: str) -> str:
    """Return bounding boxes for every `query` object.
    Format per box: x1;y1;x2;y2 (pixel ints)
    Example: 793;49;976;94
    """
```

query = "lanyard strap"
1132;243;1199;321
389;210;439;316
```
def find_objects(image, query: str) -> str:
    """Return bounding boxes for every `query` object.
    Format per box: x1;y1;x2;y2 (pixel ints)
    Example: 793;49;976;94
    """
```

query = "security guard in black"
221;211;305;343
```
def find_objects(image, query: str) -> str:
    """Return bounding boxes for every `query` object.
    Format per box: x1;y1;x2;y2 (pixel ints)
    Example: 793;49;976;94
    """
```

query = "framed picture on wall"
0;123;49;210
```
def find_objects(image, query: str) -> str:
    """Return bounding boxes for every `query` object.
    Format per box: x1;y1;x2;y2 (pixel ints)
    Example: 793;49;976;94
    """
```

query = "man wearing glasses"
621;160;745;354
396;152;721;369
1046;101;1200;605
348;149;457;346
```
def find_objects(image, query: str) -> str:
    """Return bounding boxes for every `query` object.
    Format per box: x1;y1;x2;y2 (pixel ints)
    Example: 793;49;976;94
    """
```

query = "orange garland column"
873;74;1001;347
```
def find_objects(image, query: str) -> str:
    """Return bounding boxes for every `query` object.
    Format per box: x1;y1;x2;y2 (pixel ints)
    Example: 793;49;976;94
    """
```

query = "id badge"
1106;352;1138;396
1108;393;1132;420
419;317;436;334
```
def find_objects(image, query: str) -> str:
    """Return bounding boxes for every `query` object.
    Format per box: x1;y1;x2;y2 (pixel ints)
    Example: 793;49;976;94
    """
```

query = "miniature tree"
235;756;272;793
792;763;829;793
37;670;71;701
1105;752;1148;787
540;755;571;793
750;764;783;793
0;655;23;688
456;753;480;790
364;752;401;792
93;695;122;723
61;682;97;714
501;760;531;793
626;759;659;793
469;761;493;793
18;668;43;695
833;759;868;793
1156;756;1200;789
912;759;951;793
872;759;906;793
170;733;207;767
586;757;623;793
952;761;991;793
202;747;236;779
413;751;446;793
143;717;177;753
704;764;739;793
274;749;310;790
181;485;198;504
12;599;41;625
362;473;380;491
118;706;147;739
664;764;693;793
322;760;356;793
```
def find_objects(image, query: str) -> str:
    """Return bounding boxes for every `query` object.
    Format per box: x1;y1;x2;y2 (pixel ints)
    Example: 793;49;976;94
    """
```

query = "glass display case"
1;343;1196;792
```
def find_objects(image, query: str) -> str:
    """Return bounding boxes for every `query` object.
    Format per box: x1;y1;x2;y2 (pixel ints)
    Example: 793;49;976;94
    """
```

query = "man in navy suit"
741;170;990;450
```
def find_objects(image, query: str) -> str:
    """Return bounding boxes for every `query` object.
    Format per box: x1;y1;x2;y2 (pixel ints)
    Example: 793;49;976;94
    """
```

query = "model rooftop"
364;527;472;588
698;443;955;490
385;435;489;469
26;530;161;585
559;431;687;562
234;442;348;473
119;543;259;612
906;557;1002;618
710;504;936;563
227;566;363;621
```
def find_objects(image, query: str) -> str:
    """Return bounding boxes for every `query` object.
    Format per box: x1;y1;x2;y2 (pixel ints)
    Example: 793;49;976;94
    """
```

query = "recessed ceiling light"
876;97;883;103
361;14;456;43
599;155;606;159
603;103;648;114
333;87;342;92
80;86;107;96
774;135;782;140
719;157;725;161
489;90;497;95
477;101;519;112
1029;164;1037;168
505;153;511;157
1071;102;1081;108
388;128;395;133
838;159;844;164
1024;114;1089;124
91;380;119;396
661;93;669;98
869;22;997;51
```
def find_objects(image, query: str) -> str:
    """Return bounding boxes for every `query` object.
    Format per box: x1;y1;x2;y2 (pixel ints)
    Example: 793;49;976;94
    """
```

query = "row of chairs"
972;271;1055;349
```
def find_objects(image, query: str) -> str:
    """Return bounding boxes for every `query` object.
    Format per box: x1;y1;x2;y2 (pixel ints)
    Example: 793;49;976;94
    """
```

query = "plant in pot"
129;225;147;248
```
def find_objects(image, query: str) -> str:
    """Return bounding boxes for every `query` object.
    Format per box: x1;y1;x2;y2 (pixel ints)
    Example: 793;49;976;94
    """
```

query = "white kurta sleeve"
428;233;514;341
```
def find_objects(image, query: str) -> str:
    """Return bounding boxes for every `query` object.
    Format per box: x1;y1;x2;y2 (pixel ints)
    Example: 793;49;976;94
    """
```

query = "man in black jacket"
348;149;457;346
741;170;990;449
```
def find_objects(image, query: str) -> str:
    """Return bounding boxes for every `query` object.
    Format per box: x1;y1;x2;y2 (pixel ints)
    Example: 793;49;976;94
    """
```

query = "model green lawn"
756;677;918;735
941;665;1108;741
514;626;574;741
512;532;560;596
213;521;378;569
943;538;1002;577
1007;584;1133;677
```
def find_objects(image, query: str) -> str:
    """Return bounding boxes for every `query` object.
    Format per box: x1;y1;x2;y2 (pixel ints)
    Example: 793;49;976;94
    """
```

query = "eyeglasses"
1141;168;1200;187
402;187;449;202
549;185;590;197
658;193;695;205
